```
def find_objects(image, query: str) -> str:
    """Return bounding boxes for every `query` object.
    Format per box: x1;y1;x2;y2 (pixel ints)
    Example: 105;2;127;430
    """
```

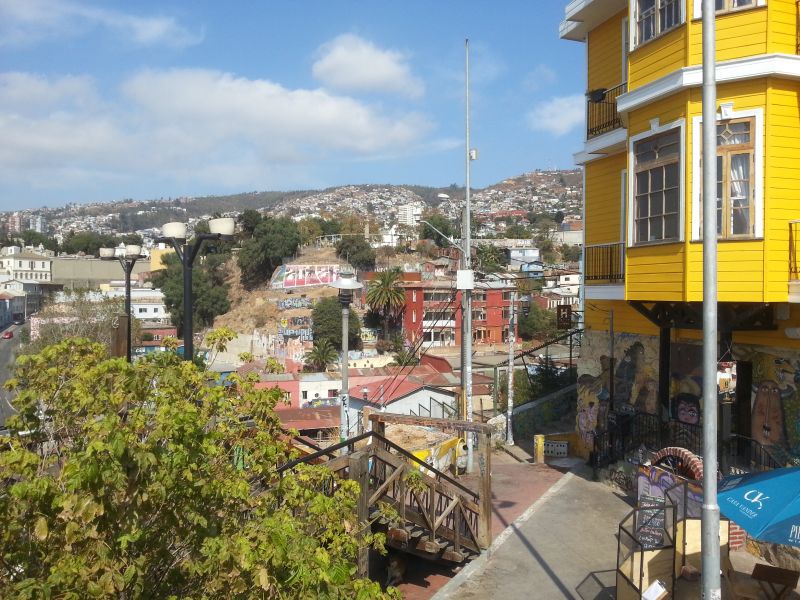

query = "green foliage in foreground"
0;339;397;599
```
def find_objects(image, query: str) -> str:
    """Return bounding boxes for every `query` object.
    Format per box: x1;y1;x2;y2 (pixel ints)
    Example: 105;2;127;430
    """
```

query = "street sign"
557;305;572;330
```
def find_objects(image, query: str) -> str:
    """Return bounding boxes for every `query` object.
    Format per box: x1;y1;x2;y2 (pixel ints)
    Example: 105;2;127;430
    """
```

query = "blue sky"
0;0;586;211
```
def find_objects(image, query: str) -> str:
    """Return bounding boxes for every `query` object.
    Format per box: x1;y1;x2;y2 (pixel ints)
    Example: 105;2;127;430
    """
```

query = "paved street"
0;323;21;427
434;467;631;600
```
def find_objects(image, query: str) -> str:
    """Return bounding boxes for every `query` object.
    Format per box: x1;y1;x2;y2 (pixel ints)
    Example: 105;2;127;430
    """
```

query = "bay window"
633;129;681;244
636;0;682;46
704;118;756;238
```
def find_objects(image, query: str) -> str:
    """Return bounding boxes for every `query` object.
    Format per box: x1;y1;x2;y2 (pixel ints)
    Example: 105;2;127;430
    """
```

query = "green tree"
312;296;361;351
237;209;263;239
560;244;581;263
238;217;301;290
304;338;339;372
475;244;508;273
335;236;375;272
297;218;323;246
120;233;144;246
419;211;455;247
365;268;405;340
0;339;395;599
62;231;118;255
517;303;557;341
504;224;530;239
23;292;141;357
151;252;230;337
390;348;419;367
20;230;58;252
497;368;535;411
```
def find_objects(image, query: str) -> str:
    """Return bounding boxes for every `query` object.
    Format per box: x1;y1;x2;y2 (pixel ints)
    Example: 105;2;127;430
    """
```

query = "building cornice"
618;54;800;114
574;127;628;165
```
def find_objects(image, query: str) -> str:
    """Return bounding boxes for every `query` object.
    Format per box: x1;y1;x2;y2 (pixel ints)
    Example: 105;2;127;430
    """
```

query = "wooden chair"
722;555;764;600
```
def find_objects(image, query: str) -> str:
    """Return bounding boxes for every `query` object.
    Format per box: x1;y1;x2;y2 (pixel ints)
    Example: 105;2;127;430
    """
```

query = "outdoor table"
751;563;800;599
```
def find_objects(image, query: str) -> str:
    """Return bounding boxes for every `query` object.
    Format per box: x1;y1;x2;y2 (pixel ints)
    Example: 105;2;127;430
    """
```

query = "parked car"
12;318;24;325
2;331;13;339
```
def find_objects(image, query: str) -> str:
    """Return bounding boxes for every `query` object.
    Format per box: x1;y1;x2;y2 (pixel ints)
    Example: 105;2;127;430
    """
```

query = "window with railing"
584;243;625;282
586;83;627;139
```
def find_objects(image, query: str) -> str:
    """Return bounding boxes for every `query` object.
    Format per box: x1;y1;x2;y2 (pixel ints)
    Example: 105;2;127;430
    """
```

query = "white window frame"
627;118;687;247
691;106;764;240
621;169;628;244
692;0;765;19
631;0;685;48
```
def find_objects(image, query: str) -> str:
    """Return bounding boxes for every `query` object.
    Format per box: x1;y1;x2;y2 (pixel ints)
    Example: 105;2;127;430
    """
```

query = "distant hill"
17;169;582;232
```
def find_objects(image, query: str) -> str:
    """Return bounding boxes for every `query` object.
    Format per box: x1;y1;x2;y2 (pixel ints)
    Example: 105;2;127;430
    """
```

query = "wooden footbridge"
278;413;494;576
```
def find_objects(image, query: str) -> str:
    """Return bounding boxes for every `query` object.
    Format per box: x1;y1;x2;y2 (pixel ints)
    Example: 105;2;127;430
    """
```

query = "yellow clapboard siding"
585;154;626;246
629;27;687;89
584;300;659;337
588;10;627;90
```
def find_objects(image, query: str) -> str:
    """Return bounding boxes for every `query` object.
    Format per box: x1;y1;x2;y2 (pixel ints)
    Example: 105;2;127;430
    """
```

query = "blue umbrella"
718;466;800;547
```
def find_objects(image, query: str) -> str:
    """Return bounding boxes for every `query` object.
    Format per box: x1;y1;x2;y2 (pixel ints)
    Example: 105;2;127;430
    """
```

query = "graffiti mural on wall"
276;297;315;310
271;265;341;289
576;332;660;456
741;348;800;460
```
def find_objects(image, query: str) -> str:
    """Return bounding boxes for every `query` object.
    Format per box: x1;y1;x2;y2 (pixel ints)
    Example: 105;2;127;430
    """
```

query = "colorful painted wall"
577;327;800;464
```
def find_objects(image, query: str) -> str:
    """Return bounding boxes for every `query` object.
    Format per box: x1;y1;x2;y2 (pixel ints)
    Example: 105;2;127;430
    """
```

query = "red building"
401;278;518;348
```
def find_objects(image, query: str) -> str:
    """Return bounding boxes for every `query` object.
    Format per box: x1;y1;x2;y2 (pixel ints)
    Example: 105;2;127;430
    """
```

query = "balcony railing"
585;242;625;282
790;220;800;279
586;82;627;139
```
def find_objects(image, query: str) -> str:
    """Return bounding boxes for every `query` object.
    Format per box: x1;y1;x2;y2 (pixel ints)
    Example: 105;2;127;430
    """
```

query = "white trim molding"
574;127;628;165
585;284;626;300
690;107;764;240
627;118;687;248
618;54;800;114
692;0;766;20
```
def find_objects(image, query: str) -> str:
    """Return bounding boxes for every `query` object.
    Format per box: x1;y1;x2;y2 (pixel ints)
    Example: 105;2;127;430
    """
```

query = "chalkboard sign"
637;494;666;549
637;526;664;550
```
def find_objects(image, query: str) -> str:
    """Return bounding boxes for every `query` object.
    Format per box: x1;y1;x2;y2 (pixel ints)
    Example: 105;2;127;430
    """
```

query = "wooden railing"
587;82;627;138
585;242;625;282
277;414;493;575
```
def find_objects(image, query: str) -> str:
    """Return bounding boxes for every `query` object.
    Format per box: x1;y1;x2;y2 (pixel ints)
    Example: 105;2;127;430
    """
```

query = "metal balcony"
586;82;627;139
585;242;625;282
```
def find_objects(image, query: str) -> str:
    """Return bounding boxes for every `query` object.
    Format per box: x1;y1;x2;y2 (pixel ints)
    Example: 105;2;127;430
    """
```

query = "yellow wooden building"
561;0;800;466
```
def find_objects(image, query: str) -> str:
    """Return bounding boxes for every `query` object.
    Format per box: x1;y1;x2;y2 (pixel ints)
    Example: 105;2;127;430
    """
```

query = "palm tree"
366;268;405;340
304;339;338;372
390;348;419;367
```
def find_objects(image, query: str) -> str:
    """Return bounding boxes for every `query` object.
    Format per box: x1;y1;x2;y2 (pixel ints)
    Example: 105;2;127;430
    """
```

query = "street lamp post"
330;269;363;449
100;244;144;363
157;218;235;361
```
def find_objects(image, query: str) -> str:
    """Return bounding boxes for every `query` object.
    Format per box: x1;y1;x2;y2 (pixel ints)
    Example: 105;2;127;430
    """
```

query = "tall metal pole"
183;247;193;362
701;0;721;596
506;290;515;445
340;299;350;448
123;260;135;363
463;38;475;473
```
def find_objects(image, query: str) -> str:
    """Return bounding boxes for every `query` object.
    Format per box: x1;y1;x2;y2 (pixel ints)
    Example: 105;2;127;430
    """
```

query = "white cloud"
312;34;424;98
0;68;433;191
0;0;202;47
0;72;100;114
523;64;557;92
526;94;585;137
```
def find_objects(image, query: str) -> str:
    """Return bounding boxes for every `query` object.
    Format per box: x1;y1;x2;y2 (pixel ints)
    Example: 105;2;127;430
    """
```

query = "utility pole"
506;289;516;445
460;38;476;473
701;0;721;596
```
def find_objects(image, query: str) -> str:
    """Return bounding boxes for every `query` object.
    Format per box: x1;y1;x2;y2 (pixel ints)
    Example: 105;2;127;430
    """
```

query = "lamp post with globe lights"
100;244;145;363
329;269;363;448
156;218;235;361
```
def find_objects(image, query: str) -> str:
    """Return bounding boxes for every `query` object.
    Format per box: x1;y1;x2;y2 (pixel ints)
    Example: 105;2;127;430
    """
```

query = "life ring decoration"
651;447;704;481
